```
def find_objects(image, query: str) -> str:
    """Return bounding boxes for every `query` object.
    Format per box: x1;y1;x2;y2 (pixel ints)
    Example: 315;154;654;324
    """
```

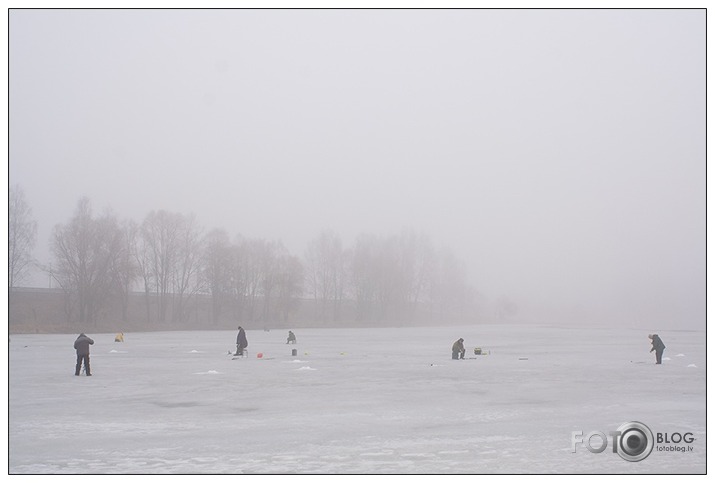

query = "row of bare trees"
201;229;303;326
305;230;475;324
41;198;305;328
10;191;477;328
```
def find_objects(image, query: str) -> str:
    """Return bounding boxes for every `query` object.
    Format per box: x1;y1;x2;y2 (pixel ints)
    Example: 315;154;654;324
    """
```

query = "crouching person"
452;338;465;360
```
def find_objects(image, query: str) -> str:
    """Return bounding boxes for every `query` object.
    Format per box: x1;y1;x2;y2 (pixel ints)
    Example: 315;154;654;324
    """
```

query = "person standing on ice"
74;333;94;376
452;338;466;360
648;334;666;364
235;326;248;356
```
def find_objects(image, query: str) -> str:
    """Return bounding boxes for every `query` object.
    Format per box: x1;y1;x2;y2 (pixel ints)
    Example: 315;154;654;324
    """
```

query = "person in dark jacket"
235;326;248;356
74;333;94;376
648;334;666;364
286;330;296;344
452;338;465;360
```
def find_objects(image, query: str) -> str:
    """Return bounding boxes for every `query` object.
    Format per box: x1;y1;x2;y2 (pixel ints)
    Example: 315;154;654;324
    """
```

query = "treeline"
10;189;478;328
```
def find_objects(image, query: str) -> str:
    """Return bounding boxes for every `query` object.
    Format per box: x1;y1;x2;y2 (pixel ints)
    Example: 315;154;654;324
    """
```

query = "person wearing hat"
235;326;248;356
74;333;94;376
286;330;296;344
452;338;466;360
648;334;666;364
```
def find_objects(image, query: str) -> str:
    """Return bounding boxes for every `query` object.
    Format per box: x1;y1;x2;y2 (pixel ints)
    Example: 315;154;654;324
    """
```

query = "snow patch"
195;370;221;375
687;364;697;368
676;353;686;357
109;350;127;353
296;366;316;371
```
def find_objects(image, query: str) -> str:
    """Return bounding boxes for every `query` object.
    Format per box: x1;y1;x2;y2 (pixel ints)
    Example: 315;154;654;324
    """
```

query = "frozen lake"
8;325;706;474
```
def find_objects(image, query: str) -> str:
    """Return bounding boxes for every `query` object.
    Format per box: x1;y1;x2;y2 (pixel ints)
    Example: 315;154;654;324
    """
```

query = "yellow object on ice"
115;332;124;342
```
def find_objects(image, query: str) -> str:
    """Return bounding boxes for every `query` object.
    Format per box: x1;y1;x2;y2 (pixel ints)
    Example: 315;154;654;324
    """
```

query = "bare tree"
202;228;233;325
397;230;436;319
131;217;155;324
347;231;474;324
170;214;204;324
350;234;404;322
274;250;304;324
304;231;347;323
51;198;124;327
351;234;378;322
258;240;281;324
240;238;266;323
9;185;37;288
304;239;321;320
373;236;401;321
227;235;249;322
427;246;473;322
112;220;140;323
139;210;183;324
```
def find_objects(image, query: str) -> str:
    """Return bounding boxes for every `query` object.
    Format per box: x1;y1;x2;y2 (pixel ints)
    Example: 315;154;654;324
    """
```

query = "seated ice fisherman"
452;338;465;360
287;330;296;344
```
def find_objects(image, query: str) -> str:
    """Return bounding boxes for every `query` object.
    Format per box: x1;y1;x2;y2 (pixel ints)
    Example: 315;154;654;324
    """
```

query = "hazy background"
8;9;705;329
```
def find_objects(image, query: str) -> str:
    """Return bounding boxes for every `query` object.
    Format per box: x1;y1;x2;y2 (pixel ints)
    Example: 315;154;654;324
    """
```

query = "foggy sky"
8;9;705;328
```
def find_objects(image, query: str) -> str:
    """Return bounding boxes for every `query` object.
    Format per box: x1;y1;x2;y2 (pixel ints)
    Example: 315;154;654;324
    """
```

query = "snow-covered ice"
8;325;705;474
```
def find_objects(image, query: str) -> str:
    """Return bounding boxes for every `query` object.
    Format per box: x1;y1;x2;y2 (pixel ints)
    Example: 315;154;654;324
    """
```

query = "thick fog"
8;9;705;329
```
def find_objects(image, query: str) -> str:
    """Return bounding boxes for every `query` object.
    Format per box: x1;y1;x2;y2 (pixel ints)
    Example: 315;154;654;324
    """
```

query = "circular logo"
616;421;654;462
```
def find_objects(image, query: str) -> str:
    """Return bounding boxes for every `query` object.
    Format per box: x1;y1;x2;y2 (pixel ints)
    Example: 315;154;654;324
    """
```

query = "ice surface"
8;325;705;474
